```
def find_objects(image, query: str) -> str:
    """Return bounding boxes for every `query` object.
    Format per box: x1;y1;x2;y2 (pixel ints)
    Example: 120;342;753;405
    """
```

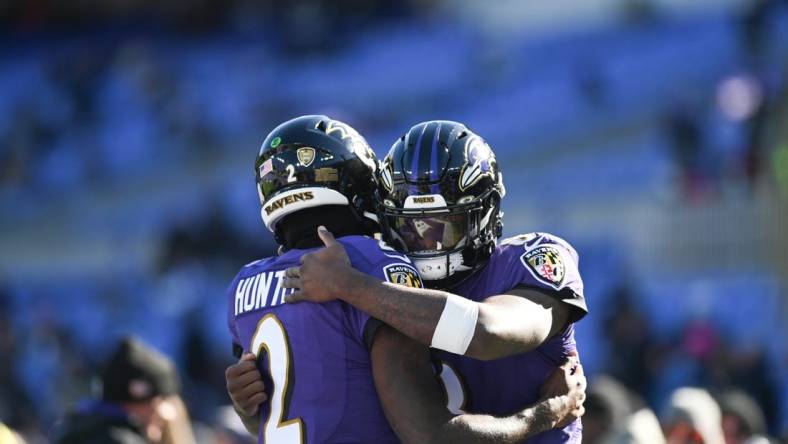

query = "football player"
226;116;586;443
282;120;588;442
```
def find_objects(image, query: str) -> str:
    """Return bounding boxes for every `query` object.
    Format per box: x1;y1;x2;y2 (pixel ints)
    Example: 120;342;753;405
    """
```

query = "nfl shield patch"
383;264;423;288
521;245;565;289
297;147;316;167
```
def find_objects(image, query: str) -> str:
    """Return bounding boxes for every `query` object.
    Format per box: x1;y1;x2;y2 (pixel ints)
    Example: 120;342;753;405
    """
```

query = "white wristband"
430;294;479;355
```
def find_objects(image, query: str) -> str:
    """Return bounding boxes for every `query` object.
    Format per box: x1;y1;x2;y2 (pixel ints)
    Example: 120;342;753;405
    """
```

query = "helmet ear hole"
273;224;285;246
352;195;365;214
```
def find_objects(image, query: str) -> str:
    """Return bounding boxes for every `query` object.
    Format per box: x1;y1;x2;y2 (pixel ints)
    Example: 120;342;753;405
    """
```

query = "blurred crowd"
580;283;782;443
1;0;787;443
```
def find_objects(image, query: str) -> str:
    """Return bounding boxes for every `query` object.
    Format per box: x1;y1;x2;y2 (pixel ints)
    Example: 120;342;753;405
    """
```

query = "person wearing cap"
662;387;726;444
718;390;772;444
55;337;195;444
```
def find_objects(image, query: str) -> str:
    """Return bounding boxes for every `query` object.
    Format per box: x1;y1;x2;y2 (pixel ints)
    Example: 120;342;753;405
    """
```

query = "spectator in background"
662;387;725;444
582;374;667;444
713;345;779;431
582;375;635;444
603;285;656;396
55;337;195;444
664;104;707;200
0;288;39;441
210;406;255;444
718;390;770;444
738;0;779;63
612;408;665;444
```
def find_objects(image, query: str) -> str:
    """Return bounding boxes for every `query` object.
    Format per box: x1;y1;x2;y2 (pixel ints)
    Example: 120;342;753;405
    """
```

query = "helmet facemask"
377;120;505;289
379;189;501;289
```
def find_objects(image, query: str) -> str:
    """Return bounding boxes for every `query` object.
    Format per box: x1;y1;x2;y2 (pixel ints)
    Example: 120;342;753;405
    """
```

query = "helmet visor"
386;212;471;254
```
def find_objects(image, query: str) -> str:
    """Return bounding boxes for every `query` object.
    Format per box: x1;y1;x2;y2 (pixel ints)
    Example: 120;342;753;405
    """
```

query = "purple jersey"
227;235;420;444
436;232;588;443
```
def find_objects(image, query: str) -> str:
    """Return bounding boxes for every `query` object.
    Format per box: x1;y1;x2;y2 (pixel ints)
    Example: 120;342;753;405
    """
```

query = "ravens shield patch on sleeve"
521;245;565;289
383;264;423;288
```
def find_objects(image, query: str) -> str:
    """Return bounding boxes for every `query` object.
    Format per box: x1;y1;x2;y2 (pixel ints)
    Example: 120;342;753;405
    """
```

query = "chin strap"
350;195;380;236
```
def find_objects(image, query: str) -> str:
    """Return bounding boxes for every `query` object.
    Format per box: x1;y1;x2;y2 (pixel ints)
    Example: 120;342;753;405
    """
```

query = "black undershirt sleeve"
513;284;588;327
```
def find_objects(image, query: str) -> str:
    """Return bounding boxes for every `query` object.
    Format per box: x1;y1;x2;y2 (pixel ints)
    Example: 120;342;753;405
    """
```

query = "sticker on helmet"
270;137;281;148
520;245;565;289
314;167;338;182
383;263;423;288
259;159;274;178
297;147;316;167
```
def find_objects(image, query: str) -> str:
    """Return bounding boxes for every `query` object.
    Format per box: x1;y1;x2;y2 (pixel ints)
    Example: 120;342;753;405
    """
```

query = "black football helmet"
377;120;505;288
255;115;380;242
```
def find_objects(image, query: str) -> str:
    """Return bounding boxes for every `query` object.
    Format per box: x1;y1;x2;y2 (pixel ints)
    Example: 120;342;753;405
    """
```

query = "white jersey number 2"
250;314;304;443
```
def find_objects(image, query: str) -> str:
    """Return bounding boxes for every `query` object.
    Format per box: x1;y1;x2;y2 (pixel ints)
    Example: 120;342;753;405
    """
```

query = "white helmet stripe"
261;187;349;231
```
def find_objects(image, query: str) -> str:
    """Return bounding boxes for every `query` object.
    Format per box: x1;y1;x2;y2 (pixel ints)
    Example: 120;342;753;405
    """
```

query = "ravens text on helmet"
263;191;315;216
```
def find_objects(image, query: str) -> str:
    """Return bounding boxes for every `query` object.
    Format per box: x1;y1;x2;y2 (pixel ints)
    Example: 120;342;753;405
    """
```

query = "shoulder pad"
500;232;542;247
501;232;579;263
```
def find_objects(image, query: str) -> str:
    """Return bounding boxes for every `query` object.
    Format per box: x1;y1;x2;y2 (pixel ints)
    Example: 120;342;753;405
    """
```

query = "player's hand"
540;352;586;428
226;353;267;417
282;226;357;304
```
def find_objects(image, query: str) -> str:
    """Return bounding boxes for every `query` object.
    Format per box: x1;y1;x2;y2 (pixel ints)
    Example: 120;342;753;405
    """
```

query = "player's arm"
283;227;576;360
370;324;585;444
348;277;568;361
225;353;267;436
